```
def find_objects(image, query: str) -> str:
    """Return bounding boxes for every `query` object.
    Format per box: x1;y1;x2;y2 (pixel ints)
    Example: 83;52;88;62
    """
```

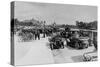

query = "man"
35;29;40;40
31;29;35;40
43;29;46;38
60;30;67;38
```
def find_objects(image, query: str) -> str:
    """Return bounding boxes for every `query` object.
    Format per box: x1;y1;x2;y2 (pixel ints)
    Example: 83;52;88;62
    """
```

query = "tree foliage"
76;21;97;30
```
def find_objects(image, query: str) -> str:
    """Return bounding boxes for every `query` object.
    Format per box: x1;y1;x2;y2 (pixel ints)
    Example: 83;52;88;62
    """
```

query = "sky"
14;1;97;25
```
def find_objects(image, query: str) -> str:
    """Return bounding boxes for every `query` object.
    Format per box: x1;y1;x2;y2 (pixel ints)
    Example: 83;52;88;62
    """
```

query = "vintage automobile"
67;37;89;49
79;37;89;48
83;51;97;61
48;35;64;50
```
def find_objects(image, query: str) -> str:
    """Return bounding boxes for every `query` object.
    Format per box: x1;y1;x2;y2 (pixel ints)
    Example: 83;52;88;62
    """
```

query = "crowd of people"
18;27;54;41
16;26;97;51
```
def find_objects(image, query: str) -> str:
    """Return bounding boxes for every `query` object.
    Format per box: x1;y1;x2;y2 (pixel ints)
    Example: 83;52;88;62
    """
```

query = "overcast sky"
14;1;97;25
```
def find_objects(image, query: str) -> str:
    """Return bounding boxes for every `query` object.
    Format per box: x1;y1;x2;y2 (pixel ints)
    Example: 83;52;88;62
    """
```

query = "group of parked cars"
48;31;90;50
48;30;97;62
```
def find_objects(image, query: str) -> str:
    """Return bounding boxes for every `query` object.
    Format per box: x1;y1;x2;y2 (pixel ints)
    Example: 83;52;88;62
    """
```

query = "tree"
76;21;97;30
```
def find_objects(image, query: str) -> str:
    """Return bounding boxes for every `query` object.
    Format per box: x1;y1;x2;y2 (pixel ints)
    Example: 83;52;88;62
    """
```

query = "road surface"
14;35;54;66
14;35;96;66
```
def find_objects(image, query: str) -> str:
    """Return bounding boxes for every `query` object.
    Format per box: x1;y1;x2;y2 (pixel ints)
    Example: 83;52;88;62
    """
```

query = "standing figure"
43;29;46;38
35;29;40;40
31;29;35;40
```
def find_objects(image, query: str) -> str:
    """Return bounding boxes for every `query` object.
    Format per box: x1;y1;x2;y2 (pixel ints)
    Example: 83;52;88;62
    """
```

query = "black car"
48;35;64;50
67;37;88;49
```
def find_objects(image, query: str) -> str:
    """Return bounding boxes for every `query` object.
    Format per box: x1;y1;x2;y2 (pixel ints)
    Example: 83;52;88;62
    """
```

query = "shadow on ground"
71;55;83;62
